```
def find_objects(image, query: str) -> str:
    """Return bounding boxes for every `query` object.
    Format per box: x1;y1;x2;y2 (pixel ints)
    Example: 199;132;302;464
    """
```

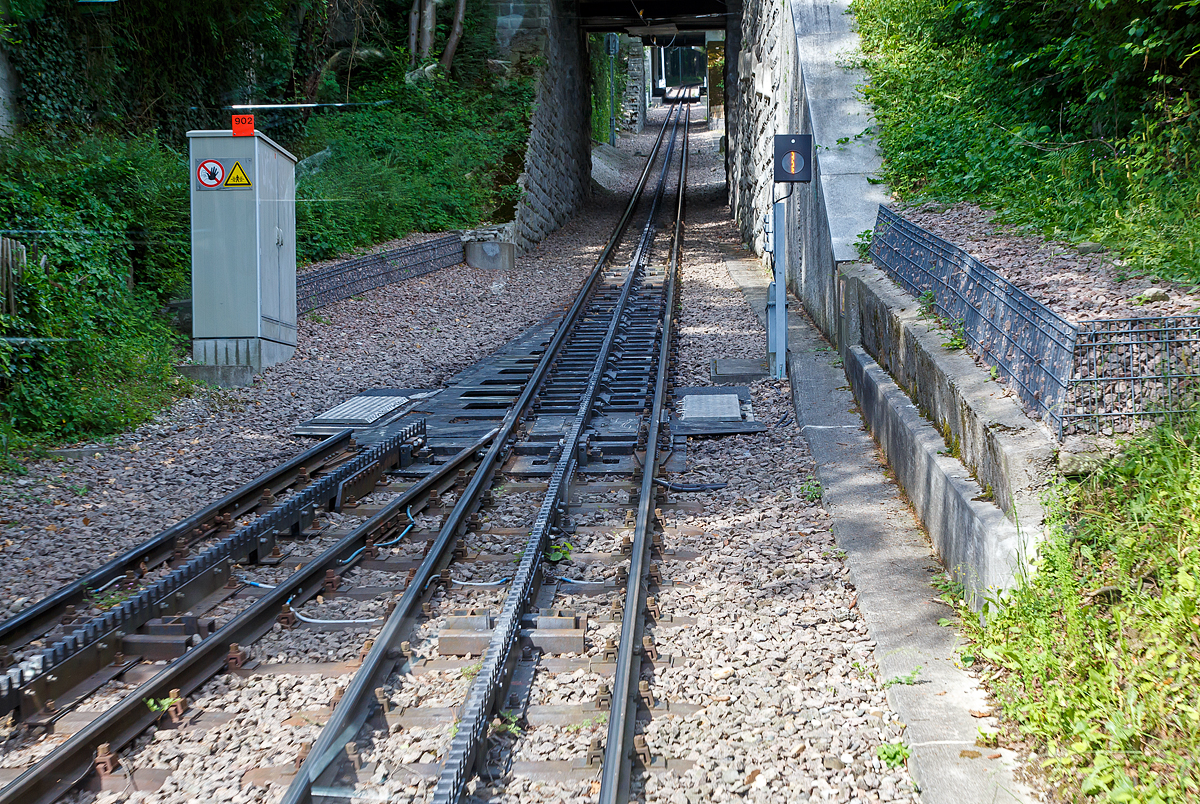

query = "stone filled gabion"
878;205;1200;438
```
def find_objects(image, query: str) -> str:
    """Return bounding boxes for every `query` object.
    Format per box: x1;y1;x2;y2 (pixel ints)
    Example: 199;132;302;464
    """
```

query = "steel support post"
768;199;787;379
609;54;617;147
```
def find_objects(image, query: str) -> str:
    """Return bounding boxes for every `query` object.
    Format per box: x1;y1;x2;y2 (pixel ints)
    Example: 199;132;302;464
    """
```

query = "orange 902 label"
232;115;255;136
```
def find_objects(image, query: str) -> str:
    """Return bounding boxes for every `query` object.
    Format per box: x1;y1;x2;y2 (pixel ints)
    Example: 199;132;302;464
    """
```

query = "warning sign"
196;159;224;188
224;161;252;188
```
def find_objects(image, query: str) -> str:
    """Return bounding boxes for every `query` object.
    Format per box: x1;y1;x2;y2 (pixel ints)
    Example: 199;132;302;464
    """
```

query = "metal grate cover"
295;389;434;436
681;393;742;420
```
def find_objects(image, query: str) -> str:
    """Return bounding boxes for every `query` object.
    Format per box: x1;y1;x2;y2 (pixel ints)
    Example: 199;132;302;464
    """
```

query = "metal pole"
771;199;788;379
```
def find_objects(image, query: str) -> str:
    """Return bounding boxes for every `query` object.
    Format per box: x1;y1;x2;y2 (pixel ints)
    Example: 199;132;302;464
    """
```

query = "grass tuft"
968;412;1200;802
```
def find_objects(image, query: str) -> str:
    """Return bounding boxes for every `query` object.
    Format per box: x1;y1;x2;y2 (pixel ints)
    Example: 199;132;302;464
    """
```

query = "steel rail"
432;95;688;804
431;103;686;804
0;428;488;804
0;429;356;651
279;98;686;804
599;97;690;804
0;422;426;724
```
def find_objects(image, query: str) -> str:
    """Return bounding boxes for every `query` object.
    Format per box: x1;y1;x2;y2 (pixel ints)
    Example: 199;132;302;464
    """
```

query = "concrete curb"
839;263;1055;538
844;345;1027;604
723;251;1036;804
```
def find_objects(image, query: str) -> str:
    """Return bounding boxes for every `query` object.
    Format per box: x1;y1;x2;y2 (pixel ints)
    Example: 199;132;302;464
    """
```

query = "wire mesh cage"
297;234;463;314
1065;317;1200;436
869;207;1200;440
868;207;1076;434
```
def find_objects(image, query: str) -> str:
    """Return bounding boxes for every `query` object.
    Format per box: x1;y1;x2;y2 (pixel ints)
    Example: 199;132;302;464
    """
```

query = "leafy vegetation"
544;540;574;563
294;75;532;260
877;741;910;768
0;0;534;449
881;665;922;688
851;0;1200;282
0;133;188;442
968;414;1200;802
854;2;1200;797
589;34;629;143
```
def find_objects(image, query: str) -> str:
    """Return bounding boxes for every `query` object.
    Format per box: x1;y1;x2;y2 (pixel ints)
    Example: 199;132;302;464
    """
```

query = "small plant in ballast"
877;742;910;768
491;710;522;737
545;541;573;563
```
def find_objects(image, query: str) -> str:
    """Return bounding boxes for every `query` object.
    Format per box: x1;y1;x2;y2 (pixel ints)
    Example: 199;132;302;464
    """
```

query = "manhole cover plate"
295;388;435;435
681;394;742;421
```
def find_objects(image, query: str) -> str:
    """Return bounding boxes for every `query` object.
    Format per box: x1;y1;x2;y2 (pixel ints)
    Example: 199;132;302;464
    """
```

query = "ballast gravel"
0;204;617;610
49;107;917;804
451;114;918;804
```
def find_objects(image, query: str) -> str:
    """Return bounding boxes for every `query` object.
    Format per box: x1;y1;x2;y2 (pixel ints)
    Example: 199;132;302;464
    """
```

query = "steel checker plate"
680;393;742;421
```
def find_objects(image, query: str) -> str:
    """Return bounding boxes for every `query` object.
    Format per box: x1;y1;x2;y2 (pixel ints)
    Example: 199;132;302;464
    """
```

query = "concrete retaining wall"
840;263;1056;530
622;40;647;134
727;0;1050;600
502;0;591;254
727;0;887;338
844;346;1032;601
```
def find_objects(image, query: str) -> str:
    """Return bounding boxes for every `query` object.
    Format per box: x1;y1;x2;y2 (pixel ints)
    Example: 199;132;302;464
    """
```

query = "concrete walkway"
722;248;1036;804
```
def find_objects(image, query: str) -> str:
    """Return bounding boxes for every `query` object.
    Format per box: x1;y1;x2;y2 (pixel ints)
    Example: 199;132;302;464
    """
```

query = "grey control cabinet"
187;129;297;374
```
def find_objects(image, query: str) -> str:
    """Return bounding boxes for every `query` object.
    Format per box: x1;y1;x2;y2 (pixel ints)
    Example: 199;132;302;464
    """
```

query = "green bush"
0;0;534;448
0;132;189;444
295;73;533;260
852;0;1200;282
589;34;629;143
972;416;1200;802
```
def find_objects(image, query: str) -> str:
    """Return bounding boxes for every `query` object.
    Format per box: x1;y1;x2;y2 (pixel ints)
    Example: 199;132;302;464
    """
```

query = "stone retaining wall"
622;40;647;134
730;0;1050;602
502;0;591;254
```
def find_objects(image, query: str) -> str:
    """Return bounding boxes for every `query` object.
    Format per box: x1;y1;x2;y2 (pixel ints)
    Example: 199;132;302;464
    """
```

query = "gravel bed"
41;105;917;804
64;673;344;804
620;121;915;804
1;199;614;611
465;111;919;804
898;201;1200;322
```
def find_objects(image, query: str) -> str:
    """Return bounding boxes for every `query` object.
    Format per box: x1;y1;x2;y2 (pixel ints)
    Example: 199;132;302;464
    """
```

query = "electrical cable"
652;478;727;492
449;577;511;587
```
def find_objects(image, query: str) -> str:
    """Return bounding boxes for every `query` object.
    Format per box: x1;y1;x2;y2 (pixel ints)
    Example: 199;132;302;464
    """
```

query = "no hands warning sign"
196;159;224;188
194;158;254;191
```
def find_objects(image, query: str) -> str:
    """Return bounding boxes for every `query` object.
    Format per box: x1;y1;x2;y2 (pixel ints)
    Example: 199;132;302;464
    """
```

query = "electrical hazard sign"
224;161;252;188
194;158;254;190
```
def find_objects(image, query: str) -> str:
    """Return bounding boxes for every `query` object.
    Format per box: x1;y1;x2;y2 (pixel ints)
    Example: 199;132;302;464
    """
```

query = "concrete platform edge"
721;251;1035;804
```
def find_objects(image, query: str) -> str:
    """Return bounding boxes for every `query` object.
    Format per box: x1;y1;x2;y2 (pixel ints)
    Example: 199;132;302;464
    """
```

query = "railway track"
1;89;697;804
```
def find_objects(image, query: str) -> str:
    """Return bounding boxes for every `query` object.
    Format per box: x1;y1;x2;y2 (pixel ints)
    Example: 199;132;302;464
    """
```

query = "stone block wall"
499;0;591;254
726;0;795;256
622;41;647;134
0;46;17;136
726;0;887;338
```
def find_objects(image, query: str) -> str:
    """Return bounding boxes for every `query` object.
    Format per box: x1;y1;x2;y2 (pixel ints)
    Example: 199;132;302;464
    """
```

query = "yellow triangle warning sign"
224;161;252;188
